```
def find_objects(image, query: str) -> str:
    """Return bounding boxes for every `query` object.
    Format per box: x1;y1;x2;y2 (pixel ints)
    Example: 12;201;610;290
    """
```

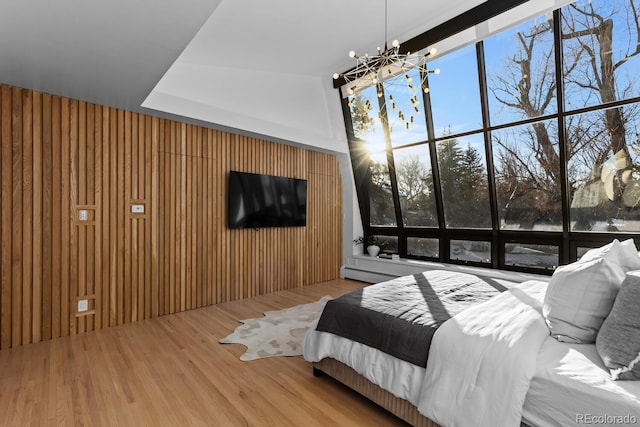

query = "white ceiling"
0;0;222;113
0;0;486;154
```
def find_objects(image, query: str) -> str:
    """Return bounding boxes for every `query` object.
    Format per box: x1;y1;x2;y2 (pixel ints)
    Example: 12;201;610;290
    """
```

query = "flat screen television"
228;170;307;229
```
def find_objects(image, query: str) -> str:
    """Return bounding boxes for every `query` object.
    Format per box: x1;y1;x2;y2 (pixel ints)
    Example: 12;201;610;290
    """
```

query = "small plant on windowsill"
353;236;387;257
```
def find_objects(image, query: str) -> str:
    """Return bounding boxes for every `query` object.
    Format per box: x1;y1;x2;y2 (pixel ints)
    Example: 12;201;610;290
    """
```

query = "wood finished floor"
0;279;410;426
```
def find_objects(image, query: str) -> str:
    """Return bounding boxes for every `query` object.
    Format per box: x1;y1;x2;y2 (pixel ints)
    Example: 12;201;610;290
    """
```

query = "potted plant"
353;236;387;257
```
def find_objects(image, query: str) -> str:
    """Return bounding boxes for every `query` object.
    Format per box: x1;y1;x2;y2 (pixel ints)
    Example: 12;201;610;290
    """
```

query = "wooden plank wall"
0;84;343;349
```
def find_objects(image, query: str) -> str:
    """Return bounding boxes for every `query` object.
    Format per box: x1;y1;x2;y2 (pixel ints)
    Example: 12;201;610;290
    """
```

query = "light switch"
131;204;145;214
78;299;88;312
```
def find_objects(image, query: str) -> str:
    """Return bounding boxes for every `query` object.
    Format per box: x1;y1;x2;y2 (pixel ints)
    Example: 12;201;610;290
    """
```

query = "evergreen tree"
436;138;491;228
460;143;488;203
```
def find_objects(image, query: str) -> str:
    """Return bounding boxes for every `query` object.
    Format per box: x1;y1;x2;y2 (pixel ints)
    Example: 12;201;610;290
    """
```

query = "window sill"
341;254;550;284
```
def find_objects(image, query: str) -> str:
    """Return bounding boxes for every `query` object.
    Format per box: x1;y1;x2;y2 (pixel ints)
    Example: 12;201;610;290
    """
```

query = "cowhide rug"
219;296;332;361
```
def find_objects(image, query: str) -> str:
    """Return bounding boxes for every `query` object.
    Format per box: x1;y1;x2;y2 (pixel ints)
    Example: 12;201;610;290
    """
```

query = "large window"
505;243;558;270
437;134;491;229
484;15;557;126
383;68;429;147
492;119;562;231
567;104;640;232
342;0;640;274
562;0;640;110
429;44;483;134
393;145;438;227
561;0;640;233
348;85;397;227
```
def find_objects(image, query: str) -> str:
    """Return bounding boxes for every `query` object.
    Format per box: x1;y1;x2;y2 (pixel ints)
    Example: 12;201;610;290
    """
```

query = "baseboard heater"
340;265;400;284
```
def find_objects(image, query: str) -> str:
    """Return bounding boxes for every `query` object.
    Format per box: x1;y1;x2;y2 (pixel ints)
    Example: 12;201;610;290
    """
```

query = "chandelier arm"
334;0;440;97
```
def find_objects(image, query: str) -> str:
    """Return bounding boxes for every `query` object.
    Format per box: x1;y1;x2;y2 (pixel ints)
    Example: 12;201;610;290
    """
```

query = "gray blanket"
315;269;512;367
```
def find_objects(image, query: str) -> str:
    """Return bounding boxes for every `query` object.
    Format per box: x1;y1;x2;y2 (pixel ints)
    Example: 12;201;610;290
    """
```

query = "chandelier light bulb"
333;4;441;110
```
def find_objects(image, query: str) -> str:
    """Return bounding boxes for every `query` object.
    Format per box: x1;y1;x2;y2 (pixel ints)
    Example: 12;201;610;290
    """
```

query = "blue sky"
352;0;640;172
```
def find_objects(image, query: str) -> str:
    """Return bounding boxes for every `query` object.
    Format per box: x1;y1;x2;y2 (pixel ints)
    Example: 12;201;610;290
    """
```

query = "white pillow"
580;239;640;272
618;239;640;270
543;256;626;343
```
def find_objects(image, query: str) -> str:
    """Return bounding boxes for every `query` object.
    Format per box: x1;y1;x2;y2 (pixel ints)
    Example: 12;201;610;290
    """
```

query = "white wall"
143;63;348;154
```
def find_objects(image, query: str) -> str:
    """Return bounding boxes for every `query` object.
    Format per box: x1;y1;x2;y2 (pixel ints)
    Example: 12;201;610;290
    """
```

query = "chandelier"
333;0;440;130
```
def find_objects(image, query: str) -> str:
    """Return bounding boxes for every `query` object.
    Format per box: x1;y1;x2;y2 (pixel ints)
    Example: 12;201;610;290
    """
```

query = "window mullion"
342;87;373;239
421;70;446;261
553;8;571;266
476;41;500;269
376;82;406;254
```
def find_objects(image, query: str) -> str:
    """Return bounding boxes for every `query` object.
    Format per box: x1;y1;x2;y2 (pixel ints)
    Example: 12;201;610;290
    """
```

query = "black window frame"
341;1;640;275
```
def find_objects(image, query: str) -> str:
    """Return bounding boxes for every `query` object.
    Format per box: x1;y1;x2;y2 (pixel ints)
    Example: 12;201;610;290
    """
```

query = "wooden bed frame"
312;358;439;427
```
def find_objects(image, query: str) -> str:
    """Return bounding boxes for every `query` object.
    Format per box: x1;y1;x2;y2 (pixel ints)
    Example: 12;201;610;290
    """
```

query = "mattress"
522;336;640;427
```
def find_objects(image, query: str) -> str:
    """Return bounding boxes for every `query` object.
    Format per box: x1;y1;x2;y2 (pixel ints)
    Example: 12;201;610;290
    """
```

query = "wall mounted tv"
228;170;307;229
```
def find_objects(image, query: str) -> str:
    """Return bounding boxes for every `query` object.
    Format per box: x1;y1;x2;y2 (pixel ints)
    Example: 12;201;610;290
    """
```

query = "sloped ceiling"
0;0;222;114
0;0;486;154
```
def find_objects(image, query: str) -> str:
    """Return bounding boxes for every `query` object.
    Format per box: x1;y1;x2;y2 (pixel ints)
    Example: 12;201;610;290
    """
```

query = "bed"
522;337;640;426
303;258;640;427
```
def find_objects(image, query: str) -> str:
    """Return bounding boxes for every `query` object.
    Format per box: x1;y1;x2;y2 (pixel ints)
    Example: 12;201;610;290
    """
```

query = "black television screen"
228;171;307;229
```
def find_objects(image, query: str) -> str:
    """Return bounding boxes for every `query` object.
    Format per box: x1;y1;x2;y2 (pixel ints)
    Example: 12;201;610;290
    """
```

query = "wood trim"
0;83;343;349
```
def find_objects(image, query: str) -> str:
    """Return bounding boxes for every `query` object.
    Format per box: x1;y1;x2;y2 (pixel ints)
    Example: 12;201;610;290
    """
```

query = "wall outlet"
131;204;145;214
79;210;88;221
78;299;88;312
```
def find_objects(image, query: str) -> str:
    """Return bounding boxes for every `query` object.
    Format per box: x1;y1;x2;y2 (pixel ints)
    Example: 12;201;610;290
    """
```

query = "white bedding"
522;337;640;427
418;280;550;427
303;318;427;406
302;272;523;406
303;275;640;427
